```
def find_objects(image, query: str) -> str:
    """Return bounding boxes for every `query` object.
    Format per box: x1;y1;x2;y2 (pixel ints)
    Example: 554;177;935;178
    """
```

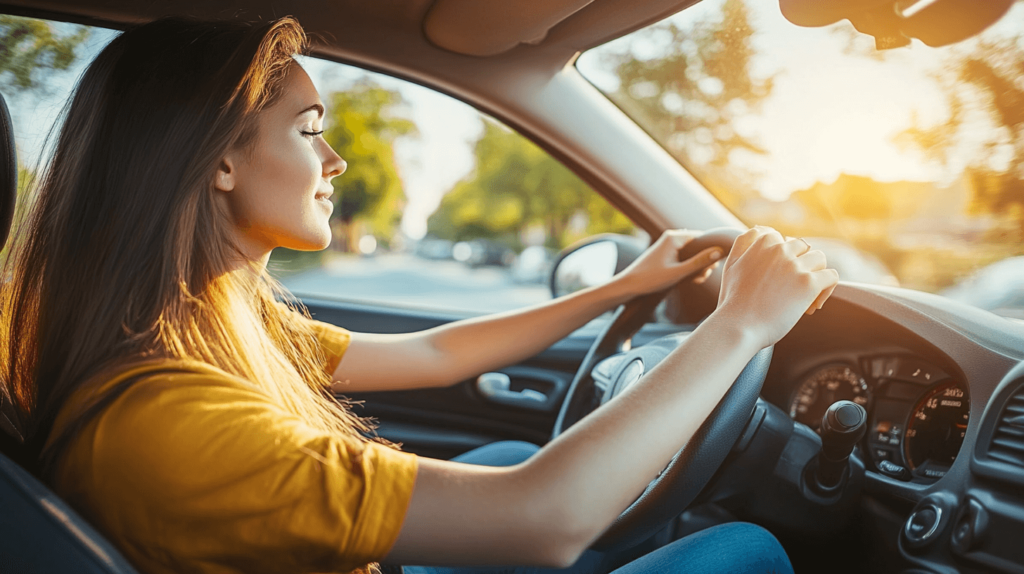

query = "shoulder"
54;360;292;482
51;359;419;572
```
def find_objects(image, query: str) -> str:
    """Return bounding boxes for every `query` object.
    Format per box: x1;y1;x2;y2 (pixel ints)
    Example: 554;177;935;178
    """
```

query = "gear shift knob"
815;400;867;490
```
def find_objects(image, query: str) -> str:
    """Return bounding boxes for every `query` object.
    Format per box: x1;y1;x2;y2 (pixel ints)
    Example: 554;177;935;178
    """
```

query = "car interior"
1;1;1023;573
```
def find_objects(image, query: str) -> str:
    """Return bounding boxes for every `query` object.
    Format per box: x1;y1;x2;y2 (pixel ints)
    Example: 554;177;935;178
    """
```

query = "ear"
214;155;237;193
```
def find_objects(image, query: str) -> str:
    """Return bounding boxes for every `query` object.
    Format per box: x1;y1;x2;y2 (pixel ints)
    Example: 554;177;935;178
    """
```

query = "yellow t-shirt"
47;319;418;574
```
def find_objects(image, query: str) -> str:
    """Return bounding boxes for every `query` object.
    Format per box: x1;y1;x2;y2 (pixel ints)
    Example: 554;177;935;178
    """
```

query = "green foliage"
323;81;416;243
597;0;772;208
427;120;633;250
0;16;89;92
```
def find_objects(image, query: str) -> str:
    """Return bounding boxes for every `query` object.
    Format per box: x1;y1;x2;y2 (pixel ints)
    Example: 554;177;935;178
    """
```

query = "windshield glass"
578;0;1024;319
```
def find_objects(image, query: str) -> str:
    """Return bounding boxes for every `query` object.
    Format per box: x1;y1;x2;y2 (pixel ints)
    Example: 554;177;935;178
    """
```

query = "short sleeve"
278;301;352;377
55;370;418;574
305;318;352;375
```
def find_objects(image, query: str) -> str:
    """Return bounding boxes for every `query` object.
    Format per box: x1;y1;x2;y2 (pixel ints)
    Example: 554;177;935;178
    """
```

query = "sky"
579;0;1024;201
8;1;1023;234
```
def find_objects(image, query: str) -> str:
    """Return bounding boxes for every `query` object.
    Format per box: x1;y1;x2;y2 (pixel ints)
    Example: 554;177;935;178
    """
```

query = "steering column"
700;398;868;536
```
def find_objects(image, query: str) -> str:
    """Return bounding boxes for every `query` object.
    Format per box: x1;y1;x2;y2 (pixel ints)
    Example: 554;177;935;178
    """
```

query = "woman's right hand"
389;225;839;569
715;226;839;350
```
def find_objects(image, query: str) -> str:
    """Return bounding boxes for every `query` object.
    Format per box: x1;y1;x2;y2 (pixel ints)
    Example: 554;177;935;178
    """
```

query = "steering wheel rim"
550;227;774;552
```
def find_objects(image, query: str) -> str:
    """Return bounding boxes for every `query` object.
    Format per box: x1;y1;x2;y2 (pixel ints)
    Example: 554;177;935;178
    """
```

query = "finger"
754;226;786;248
781;237;813;258
692;264;716;285
814;278;839;309
796;249;827;272
677;246;723;277
725;227;760;267
806;269;839;315
731;226;784;270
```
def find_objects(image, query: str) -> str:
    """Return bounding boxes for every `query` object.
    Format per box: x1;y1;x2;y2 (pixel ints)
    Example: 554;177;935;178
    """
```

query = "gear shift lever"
815;400;867;491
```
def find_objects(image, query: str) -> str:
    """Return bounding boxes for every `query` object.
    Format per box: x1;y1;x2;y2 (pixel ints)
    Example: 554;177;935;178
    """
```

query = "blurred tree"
0;17;88;264
323;81;417;251
791;174;893;223
896;35;1024;235
597;0;773;210
0;16;89;93
427;120;633;250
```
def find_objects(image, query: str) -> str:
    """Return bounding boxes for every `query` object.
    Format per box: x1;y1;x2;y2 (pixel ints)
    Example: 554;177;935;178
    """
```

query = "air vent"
987;388;1024;468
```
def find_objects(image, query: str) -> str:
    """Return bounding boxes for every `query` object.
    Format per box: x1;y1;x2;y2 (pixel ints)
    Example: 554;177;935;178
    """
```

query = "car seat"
0;90;140;574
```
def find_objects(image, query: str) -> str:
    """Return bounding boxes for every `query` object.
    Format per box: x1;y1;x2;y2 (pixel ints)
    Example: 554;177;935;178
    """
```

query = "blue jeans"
401;441;794;574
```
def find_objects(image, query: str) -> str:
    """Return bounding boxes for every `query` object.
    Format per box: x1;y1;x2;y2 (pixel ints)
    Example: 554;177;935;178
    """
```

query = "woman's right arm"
383;227;839;568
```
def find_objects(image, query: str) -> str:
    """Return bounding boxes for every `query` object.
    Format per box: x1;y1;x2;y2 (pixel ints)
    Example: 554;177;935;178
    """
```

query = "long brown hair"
0;16;375;473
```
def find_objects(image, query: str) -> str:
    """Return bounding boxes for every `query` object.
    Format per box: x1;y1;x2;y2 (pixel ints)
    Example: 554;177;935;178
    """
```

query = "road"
278;253;551;315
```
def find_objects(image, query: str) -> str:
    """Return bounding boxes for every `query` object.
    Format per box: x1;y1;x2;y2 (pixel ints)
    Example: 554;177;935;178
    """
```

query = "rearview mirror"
780;0;1014;49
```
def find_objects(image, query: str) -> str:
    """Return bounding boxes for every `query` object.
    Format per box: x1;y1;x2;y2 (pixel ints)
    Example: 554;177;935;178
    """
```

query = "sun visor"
779;0;1015;49
424;0;597;56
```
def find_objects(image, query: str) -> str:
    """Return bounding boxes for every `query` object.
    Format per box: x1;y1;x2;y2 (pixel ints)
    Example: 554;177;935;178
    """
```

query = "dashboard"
775;355;969;484
759;283;1024;574
587;281;1024;572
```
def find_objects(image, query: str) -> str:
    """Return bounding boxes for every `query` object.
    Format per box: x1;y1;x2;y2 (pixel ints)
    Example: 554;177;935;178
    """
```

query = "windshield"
577;0;1024;319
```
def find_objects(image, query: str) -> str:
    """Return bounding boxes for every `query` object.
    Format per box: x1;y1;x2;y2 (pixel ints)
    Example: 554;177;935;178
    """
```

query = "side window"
271;57;640;314
0;17;116;241
0;16;641;316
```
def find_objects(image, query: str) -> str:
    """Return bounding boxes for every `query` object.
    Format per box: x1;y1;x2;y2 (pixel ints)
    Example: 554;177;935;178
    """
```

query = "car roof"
0;0;697;74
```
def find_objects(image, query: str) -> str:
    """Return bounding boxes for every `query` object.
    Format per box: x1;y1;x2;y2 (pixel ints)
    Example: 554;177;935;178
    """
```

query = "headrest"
0;91;16;250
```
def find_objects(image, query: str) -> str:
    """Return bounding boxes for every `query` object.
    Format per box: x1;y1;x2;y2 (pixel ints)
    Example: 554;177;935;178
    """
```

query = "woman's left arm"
330;230;723;393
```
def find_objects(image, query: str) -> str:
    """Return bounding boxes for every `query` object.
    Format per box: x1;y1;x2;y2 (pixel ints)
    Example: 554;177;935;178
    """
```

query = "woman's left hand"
613;229;724;299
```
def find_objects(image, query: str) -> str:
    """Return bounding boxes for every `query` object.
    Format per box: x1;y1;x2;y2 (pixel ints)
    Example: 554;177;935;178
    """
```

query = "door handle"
476;372;549;410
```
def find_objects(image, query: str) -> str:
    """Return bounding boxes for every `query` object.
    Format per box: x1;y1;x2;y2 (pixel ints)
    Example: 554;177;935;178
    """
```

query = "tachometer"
904;380;969;478
789;365;870;430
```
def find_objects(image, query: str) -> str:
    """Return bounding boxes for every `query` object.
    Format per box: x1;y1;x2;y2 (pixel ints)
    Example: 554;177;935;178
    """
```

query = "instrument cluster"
784;356;969;483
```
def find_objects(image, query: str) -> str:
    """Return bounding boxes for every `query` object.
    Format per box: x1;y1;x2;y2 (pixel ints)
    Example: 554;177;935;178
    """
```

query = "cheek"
249;142;320;211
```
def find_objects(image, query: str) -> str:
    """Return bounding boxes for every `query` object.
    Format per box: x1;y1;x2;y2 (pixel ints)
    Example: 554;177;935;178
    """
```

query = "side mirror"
550;234;646;298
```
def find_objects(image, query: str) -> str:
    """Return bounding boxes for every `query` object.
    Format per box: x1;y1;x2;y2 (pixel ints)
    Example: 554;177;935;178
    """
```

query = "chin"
282;230;332;252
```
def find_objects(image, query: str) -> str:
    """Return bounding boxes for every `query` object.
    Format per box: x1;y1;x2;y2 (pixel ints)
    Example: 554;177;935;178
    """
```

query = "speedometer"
789;365;870;431
904;380;970;478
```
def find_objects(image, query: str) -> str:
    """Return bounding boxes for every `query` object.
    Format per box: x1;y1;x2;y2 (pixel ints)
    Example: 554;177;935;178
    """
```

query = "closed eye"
301;129;324;138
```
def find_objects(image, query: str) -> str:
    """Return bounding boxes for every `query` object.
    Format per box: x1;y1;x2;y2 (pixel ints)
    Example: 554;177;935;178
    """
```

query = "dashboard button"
879;460;910;480
905;505;942;546
951;498;988;555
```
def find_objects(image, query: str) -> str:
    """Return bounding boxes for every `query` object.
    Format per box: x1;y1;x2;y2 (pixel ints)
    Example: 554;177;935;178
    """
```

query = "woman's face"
216;62;346;261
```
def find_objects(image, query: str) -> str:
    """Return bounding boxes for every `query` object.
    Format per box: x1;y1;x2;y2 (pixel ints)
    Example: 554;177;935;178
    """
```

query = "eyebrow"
298;103;324;119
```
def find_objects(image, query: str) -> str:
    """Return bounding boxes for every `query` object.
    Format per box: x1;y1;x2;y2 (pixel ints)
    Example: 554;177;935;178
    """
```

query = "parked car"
455;239;516;268
413;237;454;261
510;245;557;284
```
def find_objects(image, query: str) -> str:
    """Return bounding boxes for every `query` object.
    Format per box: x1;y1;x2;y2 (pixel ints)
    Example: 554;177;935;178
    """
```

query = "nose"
321;140;346;179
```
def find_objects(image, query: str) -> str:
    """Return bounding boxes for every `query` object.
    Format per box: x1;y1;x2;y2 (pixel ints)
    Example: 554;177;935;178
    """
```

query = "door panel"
302;296;584;458
301;296;691;459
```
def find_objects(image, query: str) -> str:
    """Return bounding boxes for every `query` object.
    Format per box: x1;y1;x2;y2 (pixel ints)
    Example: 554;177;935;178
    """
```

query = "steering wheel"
551;227;774;552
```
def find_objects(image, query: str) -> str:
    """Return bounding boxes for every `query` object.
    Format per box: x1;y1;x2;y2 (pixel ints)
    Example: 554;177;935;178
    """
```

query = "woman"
0;16;836;574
